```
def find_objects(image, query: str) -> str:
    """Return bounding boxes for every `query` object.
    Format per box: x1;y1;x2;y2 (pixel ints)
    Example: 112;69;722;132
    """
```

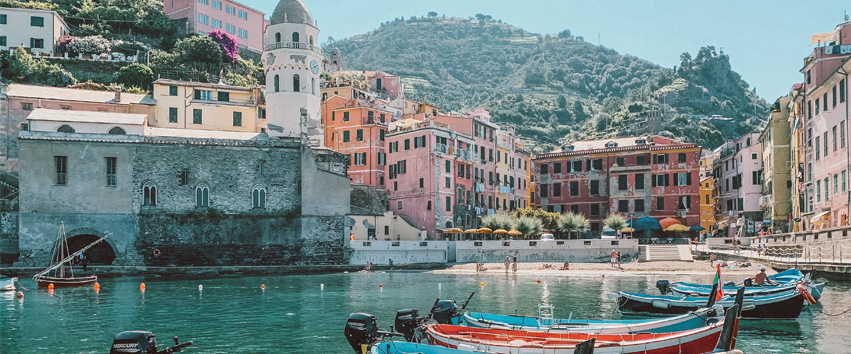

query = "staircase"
640;245;694;262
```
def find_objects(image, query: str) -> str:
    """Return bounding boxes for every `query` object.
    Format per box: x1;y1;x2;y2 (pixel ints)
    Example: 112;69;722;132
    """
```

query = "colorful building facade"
321;95;390;189
163;0;266;52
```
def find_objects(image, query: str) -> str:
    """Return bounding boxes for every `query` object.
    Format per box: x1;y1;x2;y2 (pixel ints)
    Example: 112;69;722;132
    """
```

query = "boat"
768;268;805;283
613;288;805;319
110;331;193;354
668;281;825;301
367;339;595;354
461;305;723;334
0;276;16;291
32;222;111;288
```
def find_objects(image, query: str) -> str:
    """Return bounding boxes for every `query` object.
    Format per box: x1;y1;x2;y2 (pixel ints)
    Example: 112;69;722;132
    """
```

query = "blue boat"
613;288;805;319
768;268;805;283
669;281;824;301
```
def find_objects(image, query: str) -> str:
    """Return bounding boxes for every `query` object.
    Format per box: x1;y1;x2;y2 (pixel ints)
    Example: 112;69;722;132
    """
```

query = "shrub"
173;36;223;65
60;35;113;56
115;63;154;89
207;30;239;63
603;214;627;231
3;46;76;86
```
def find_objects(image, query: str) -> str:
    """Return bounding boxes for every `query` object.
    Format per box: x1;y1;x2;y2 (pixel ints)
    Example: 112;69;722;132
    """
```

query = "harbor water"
1;271;848;353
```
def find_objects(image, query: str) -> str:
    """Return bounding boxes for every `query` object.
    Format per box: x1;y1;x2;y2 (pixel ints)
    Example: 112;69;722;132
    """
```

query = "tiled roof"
7;84;154;105
270;0;313;25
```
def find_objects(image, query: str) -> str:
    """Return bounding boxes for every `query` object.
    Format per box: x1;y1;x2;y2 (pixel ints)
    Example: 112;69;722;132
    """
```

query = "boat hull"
35;275;97;288
0;277;15;291
618;292;804;319
672;283;824;301
426;323;723;354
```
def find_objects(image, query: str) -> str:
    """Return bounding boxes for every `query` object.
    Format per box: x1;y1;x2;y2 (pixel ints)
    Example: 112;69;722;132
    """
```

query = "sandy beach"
433;260;774;278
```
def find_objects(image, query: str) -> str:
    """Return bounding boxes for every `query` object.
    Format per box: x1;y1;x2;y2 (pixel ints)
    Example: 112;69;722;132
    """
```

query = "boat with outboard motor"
109;331;193;354
0;276;16;291
613;286;805;318
665;280;824;301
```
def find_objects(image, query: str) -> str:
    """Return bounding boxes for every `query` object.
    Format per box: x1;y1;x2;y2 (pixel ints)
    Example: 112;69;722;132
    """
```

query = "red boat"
426;317;725;354
33;222;111;288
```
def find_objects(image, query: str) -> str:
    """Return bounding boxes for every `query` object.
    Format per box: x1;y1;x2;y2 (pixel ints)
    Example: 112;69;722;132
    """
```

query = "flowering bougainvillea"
207;30;239;63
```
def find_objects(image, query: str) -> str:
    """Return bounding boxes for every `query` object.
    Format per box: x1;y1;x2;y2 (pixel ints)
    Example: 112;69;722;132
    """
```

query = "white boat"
0;276;16;291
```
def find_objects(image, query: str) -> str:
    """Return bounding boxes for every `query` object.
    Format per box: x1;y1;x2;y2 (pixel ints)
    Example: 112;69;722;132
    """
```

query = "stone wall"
0;211;18;264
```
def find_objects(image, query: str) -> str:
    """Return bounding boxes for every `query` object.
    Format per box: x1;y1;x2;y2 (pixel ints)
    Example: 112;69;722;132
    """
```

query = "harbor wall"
349;240;448;265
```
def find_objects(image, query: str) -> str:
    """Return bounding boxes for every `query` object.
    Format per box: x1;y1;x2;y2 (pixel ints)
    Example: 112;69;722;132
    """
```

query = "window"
0;14;6;24
356;129;363;141
196;184;209;208
419;178;424;188
217;91;230;102
198;14;209;25
553;182;562;197
653;174;669;187
168;86;178;96
553;162;561;174
824;93;829;111
273;75;280;92
657;197;665;210
618;200;629;213
816;98;821;115
751;153;757;160
825;178;830;200
445;177;450;188
540;164;548;174
833;85;838;107
816;136;821;160
635;174;645;189
194;90;213;100
616;175;628;190
817;180;821;202
239;10;248;20
590;203;600;216
676;172;691;186
30;16;44;27
616;157;625;166
193;109;203;124
842;121;846;148
808;100;813;118
654;154;668;164
843;170;847;192
842;79;847;103
238;28;248;39
835;174;839;195
590;180;600;195
380;113;386;123
445;160;451;173
824;132;829;157
226;5;235;15
572;160;583;172
293;74;300;92
570;181;579;196
0;36;6;47
635;199;645;212
55;156;68;185
233;112;242;126
404;139;410;150
108;127;125;135
571;205;579;214
833;126;838;152
30;38;44;49
226;24;235;34
343;111;349;121
57;124;75;133
198;0;208;4
343;131;350;142
592;159;603;170
169;107;178;123
539;184;549;197
251;185;267;209
678;153;686;163
445;197;452;211
292;32;300;42
212;0;222;9
143;183;157;207
100;157;117;186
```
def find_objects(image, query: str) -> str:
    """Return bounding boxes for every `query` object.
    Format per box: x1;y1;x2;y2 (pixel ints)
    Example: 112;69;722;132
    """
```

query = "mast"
33;222;112;279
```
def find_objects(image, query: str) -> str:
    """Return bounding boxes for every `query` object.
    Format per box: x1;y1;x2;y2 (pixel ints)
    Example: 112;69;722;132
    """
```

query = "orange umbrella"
659;217;682;229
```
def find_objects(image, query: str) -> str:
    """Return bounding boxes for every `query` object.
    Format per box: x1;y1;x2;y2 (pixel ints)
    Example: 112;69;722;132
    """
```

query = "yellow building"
151;79;265;133
699;177;714;232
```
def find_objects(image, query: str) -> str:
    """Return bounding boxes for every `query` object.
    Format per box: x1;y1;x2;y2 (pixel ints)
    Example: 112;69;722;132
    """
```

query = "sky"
244;0;851;101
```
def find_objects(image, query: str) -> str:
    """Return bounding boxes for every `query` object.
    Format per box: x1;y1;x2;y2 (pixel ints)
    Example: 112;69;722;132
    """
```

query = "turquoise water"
1;271;848;353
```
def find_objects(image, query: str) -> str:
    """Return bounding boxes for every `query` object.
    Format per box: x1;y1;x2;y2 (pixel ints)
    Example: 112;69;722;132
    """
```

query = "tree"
115;63;154;89
557;213;589;239
207;29;239;63
481;215;513;231
2;46;76;86
603;214;627;232
428;11;438;17
514;216;543;238
173;36;223;65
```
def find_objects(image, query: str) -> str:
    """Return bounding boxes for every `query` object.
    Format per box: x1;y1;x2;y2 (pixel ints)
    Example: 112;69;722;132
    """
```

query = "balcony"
264;41;322;54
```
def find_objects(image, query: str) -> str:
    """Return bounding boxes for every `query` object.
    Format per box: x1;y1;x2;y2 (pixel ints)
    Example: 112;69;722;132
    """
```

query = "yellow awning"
478;228;493;234
493;229;509;234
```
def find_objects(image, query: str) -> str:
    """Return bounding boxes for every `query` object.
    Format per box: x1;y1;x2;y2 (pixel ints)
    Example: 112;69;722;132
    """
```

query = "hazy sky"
245;0;851;101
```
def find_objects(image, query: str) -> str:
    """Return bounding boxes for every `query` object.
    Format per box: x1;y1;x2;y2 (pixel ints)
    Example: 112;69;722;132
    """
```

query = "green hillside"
329;15;769;151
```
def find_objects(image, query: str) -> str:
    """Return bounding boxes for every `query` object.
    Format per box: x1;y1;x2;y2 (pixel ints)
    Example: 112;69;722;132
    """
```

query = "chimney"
114;87;122;102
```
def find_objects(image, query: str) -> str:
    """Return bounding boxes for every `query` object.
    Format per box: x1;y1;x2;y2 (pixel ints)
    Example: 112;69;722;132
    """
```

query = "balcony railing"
264;41;322;54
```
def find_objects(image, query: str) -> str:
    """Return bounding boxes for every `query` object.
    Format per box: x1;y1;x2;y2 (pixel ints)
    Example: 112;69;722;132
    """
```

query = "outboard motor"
743;277;754;287
431;300;460;325
110;331;192;354
655;280;672;294
723;281;737;287
345;313;379;354
394;309;422;342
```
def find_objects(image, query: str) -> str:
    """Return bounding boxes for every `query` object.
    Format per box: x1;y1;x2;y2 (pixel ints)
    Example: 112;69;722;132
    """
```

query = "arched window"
274;75;280;92
311;78;316;94
143;182;157;207
309;36;314;45
252;185;266;209
291;32;299;43
57;124;75;133
293;74;300;92
195;184;209;208
274;32;281;43
109;127;126;135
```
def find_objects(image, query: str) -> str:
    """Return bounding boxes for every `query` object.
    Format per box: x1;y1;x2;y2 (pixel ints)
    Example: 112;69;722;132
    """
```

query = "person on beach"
709;253;716;267
617;252;622;269
610;250;617;267
365;261;372;271
560;260;570;270
753;266;777;286
388;258;394;271
504;256;510;273
512;253;518;272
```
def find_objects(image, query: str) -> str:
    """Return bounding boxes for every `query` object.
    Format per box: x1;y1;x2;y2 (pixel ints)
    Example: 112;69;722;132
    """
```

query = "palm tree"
514;216;543;238
558;213;590;239
603;214;628;234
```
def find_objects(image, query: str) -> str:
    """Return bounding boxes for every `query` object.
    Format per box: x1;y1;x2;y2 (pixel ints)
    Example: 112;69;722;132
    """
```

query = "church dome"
270;0;314;26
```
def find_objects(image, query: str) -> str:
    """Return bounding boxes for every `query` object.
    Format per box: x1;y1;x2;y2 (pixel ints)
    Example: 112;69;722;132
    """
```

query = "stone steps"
640;245;694;262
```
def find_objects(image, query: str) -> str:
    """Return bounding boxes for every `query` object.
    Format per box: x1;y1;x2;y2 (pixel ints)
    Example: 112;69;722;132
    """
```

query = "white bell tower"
262;0;323;144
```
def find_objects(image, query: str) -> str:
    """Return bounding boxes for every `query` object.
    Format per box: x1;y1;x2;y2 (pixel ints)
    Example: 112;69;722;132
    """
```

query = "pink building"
163;0;266;52
386;120;477;238
712;133;763;237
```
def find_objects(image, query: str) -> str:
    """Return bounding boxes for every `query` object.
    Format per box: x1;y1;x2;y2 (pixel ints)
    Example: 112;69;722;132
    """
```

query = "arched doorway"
60;234;116;265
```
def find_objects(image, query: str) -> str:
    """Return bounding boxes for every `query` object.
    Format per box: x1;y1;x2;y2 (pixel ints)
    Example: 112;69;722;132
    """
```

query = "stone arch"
57;124;75;133
109;126;126;135
291;32;300;43
275;32;281;43
445;221;453;228
61;227;118;265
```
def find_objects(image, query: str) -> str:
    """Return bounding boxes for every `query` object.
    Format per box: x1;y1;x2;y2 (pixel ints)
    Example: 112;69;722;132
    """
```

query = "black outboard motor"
394;309;422;342
743;277;754;287
723;281;737;287
655;280;672;295
110;331;192;354
431;300;460;325
345;313;379;354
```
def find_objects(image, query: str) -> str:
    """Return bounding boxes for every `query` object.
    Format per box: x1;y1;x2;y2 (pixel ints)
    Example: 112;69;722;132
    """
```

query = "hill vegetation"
330;15;769;151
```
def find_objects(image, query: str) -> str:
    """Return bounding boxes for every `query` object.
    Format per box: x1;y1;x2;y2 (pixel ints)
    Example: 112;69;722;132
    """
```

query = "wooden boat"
670;281;824;301
0;276;16;291
369;339;595;354
32;222;111;288
461;305;722;334
613;288;804;319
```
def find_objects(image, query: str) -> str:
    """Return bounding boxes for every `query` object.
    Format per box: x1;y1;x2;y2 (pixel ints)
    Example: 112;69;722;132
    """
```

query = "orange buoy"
16;291;24;298
48;283;54;290
261;284;266;290
379;283;384;288
537;280;541;283
94;282;100;291
480;282;485;287
140;283;146;292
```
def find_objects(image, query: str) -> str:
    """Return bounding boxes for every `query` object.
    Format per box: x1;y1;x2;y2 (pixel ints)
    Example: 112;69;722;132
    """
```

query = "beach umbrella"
507;229;523;236
664;224;691;232
493;229;509;234
659;217;682;229
631;217;662;231
446;228;463;233
621;227;635;233
464;229;478;234
690;226;706;231
478;227;493;234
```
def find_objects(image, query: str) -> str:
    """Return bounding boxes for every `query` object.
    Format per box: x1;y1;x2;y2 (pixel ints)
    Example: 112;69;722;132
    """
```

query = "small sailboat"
32;222;111;288
0;276;16;291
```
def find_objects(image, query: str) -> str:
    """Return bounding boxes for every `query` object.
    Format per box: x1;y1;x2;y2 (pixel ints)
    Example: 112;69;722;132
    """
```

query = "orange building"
322;95;390;189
